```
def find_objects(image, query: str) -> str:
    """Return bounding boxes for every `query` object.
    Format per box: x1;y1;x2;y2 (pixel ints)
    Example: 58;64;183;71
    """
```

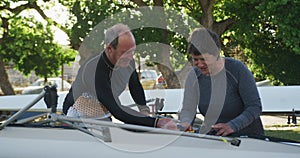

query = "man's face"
191;53;218;75
107;32;136;67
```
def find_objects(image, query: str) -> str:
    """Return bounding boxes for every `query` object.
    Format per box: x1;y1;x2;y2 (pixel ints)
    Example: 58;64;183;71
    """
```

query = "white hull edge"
0;126;299;158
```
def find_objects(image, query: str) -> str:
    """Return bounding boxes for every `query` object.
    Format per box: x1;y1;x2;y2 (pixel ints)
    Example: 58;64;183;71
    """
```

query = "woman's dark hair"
187;28;221;56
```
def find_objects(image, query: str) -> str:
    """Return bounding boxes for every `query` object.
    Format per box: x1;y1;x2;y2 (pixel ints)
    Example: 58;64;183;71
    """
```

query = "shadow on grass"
265;129;300;142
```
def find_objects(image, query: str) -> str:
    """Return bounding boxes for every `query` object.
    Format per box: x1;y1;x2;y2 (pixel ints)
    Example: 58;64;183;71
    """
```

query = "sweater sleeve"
179;68;199;124
227;61;262;132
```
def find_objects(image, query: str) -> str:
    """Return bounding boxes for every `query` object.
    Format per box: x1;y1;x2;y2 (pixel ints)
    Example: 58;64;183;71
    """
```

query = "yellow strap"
220;138;228;143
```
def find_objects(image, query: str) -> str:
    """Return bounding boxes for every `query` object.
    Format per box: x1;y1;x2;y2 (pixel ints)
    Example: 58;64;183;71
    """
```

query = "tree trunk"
176;61;193;87
131;0;237;88
0;59;15;95
132;0;181;89
156;45;181;89
154;0;180;89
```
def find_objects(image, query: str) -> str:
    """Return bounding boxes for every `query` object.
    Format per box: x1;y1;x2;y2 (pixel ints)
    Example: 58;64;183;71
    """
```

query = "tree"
167;0;300;85
59;0;208;88
223;0;300;85
119;0;236;87
59;0;299;89
0;0;76;95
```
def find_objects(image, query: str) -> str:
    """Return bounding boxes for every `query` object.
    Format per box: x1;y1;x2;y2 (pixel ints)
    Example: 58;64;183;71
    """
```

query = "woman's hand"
211;123;234;136
177;122;192;131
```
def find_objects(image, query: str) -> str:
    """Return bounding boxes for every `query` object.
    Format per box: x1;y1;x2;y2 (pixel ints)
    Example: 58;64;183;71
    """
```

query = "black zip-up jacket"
63;52;157;127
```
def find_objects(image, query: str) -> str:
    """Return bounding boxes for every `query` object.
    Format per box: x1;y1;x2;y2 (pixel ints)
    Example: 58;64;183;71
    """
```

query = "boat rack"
287;109;300;124
262;109;300;125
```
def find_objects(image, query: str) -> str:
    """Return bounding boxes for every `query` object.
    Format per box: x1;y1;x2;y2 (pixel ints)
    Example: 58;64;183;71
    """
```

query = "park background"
0;0;299;141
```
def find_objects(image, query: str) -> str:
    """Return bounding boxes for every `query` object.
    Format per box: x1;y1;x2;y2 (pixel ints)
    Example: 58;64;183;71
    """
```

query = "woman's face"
191;53;219;75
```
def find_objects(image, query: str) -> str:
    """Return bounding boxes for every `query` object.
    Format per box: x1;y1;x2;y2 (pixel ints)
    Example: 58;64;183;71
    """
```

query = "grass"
264;126;300;142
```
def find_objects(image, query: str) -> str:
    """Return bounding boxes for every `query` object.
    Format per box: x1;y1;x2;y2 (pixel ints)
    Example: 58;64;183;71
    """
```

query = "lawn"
264;126;300;142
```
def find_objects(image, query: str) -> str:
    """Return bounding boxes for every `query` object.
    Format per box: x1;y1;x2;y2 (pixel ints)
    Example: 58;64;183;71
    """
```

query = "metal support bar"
61;120;111;142
0;91;45;130
82;124;112;142
48;113;241;146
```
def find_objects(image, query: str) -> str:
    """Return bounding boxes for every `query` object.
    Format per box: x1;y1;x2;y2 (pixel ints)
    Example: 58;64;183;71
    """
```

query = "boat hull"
0;126;299;158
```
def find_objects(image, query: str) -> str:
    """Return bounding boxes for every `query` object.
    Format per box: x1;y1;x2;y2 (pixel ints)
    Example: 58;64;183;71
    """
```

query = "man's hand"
157;118;179;131
211;123;234;136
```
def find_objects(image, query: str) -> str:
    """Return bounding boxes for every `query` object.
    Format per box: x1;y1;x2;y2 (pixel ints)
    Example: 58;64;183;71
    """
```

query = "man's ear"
105;45;111;55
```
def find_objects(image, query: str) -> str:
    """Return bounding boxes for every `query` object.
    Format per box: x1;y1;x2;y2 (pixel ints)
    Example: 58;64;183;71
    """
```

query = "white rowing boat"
0;90;299;158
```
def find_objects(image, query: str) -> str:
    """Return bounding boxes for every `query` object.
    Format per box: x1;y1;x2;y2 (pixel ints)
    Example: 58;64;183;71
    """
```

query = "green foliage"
0;0;77;85
223;0;300;85
59;0;123;47
1;14;75;78
63;2;196;69
58;0;299;85
245;33;300;85
166;0;202;22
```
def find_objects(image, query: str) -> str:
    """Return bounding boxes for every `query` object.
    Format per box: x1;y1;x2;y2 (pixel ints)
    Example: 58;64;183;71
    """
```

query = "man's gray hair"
105;23;132;49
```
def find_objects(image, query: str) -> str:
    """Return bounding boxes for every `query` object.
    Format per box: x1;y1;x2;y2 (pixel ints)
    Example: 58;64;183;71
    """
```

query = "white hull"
1;88;300;158
1;124;299;158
